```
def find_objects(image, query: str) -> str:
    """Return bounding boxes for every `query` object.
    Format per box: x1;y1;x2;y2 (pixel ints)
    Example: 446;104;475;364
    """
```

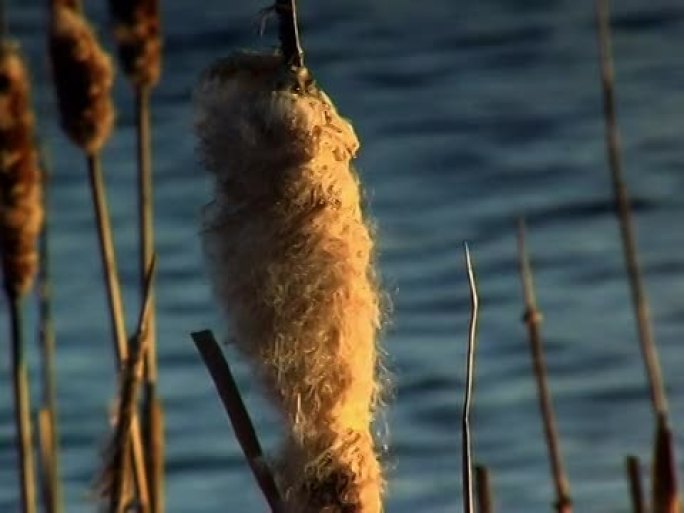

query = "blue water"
1;0;683;511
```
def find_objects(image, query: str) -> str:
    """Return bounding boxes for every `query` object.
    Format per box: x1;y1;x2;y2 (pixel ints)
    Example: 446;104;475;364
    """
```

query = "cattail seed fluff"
194;53;383;513
0;44;44;297
109;0;162;88
49;4;115;154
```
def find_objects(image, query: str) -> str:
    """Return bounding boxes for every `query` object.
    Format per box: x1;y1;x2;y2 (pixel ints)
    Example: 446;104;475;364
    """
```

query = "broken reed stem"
7;291;38;513
86;153;150;511
275;0;304;68
517;219;572;513
626;455;647;513
110;257;156;513
462;244;479;513
475;465;493;513
191;330;283;513
594;0;668;417
37;164;62;513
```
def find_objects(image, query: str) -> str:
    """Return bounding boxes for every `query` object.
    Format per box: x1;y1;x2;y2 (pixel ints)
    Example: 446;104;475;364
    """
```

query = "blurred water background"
1;0;683;511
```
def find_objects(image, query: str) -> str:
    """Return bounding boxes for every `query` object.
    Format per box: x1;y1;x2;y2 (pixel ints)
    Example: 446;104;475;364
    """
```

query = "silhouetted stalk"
594;0;668;418
517;219;572;513
475;465;493;513
8;291;38;513
275;0;304;68
461;244;479;513
191;330;283;513
652;415;680;513
626;455;648;513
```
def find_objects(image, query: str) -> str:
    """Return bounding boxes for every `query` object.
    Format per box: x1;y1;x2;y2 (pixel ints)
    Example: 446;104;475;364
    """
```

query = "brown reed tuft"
195;52;383;512
49;3;115;155
0;43;43;298
109;0;161;88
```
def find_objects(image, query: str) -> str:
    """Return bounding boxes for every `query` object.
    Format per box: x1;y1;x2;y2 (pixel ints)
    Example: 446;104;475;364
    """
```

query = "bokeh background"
1;0;683;511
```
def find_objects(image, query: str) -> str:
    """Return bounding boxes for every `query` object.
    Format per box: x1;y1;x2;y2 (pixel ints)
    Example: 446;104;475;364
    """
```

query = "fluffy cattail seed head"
195;52;384;513
0;44;44;298
109;0;162;88
49;4;115;154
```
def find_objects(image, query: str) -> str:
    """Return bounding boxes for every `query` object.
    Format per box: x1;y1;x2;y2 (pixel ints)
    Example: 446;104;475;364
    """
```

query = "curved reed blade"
461;244;479;513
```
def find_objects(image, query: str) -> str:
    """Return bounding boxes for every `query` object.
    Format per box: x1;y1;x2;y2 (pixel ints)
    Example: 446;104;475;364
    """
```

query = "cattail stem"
85;152;150;510
275;0;304;68
625;455;648;513
475;465;494;513
86;153;127;363
191;330;283;513
594;0;668;417
135;83;164;513
37;170;62;513
110;258;156;513
517;219;572;513
37;408;57;513
461;244;479;513
7;290;38;513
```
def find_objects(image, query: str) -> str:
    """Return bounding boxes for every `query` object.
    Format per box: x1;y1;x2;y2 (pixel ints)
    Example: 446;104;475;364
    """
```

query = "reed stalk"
106;2;164;507
48;3;150;507
626;455;648;513
461;244;479;513
275;0;304;68
593;0;668;418
475;465;494;513
191;330;283;513
517;220;572;513
594;3;679;510
108;257;156;513
37;162;62;513
652;415;680;513
0;38;43;513
7;292;38;513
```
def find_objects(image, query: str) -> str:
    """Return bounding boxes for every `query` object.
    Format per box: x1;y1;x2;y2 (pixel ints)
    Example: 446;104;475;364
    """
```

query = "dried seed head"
109;0;162;88
196;52;384;513
0;44;44;297
49;5;115;154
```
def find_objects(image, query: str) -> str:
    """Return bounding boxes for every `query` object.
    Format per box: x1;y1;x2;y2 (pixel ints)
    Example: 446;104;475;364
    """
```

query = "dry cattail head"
196;52;383;513
109;0;162;88
0;44;44;297
49;5;115;154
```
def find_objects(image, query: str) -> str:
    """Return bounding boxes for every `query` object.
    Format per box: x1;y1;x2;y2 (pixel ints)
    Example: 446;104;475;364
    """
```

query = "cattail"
0;43;43;297
49;2;115;155
109;0;161;88
195;52;383;513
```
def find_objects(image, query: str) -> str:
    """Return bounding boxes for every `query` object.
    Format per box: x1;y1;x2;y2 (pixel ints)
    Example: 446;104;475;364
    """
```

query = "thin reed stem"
594;0;668;417
625;455;647;513
86;153;127;363
37;409;57;513
517;219;572;513
8;290;38;513
135;83;163;513
191;330;283;513
461;244;479;513
110;258;156;513
475;465;493;513
37;167;62;513
275;0;304;68
85;152;150;510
